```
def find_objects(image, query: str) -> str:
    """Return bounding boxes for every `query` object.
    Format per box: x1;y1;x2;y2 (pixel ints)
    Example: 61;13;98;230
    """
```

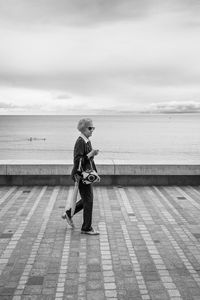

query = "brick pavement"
0;185;200;299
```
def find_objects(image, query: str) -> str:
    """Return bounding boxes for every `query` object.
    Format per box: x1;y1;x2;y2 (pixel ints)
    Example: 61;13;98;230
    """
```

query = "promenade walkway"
0;185;200;300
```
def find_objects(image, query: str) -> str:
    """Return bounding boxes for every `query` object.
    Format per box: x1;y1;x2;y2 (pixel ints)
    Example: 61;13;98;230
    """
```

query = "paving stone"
2;186;200;299
27;276;44;285
64;295;78;300
43;280;57;288
168;289;181;297
0;234;13;239
21;296;39;300
104;277;115;283
65;284;78;294
87;264;101;272
143;271;160;282
42;287;56;295
66;273;78;280
149;290;169;300
87;272;102;280
146;281;164;290
87;290;105;300
23;285;43;295
193;233;200;239
105;290;117;297
0;287;16;295
87;280;104;290
125;289;141;299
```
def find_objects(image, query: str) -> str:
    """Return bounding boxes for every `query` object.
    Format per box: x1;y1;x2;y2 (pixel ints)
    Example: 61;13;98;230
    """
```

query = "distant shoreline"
0;112;200;116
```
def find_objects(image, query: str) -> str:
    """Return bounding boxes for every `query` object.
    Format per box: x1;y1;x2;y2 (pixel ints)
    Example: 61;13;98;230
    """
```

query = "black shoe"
61;211;74;228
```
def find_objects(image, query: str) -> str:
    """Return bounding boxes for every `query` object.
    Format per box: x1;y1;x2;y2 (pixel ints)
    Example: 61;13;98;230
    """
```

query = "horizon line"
0;111;200;116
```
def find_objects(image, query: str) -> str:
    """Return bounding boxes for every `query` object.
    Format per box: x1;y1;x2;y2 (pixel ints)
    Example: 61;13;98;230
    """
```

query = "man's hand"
88;149;99;158
93;149;99;156
74;174;81;182
96;175;101;182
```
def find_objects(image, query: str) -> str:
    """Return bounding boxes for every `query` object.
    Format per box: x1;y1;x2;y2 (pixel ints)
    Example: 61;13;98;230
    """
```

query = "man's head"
77;118;95;138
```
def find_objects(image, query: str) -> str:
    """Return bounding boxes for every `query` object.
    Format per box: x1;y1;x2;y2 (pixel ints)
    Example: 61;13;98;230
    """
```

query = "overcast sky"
0;0;200;114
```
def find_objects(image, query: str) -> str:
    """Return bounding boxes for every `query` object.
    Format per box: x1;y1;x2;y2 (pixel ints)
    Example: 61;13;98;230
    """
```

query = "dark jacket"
71;136;97;180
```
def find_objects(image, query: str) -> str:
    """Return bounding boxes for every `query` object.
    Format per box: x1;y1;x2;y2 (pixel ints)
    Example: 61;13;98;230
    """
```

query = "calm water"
0;114;200;163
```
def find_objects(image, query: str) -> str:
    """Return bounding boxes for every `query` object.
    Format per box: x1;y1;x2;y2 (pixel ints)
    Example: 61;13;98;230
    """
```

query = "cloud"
1;10;200;87
0;0;174;27
0;98;42;114
0;0;200;29
148;101;200;113
55;94;71;100
0;86;112;114
0;0;200;114
0;102;16;108
1;85;200;114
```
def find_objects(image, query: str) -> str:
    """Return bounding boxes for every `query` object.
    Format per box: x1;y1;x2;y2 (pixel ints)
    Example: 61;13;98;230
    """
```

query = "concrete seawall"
0;160;200;185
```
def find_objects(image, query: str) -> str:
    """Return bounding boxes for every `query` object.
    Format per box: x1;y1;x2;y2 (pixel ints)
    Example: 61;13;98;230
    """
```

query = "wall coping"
0;160;200;176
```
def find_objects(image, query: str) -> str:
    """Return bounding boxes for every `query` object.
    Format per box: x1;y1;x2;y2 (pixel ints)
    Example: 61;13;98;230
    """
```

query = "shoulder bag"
78;157;100;184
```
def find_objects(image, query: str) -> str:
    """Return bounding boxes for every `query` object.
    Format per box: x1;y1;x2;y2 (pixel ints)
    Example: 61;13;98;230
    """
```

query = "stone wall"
0;160;199;185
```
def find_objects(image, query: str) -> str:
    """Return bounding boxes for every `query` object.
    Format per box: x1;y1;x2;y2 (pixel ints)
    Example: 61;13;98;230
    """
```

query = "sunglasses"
88;127;95;131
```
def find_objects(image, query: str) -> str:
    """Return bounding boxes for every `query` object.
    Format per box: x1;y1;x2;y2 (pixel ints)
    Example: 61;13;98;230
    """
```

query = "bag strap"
89;159;93;171
78;157;94;172
78;157;82;172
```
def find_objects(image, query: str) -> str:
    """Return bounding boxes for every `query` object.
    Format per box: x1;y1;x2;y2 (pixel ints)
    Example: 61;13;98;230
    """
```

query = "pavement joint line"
0;187;47;275
77;237;86;298
99;222;116;294
121;187;183;299
13;187;60;296
161;186;199;233
155;186;192;227
113;186;133;221
0;189;23;219
138;223;183;299
16;186;37;217
161;225;200;286
157;186;200;257
175;186;200;211
96;187;104;219
147;187;178;225
99;188;117;298
127;187;155;224
55;232;71;299
117;187;134;215
174;226;200;262
1;186;200;299
120;220;150;300
100;187;114;222
55;187;75;299
147;187;195;246
189;186;200;203
0;187;16;206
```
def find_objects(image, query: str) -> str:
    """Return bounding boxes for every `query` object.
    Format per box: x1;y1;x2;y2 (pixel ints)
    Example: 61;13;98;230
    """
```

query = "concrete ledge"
0;175;200;186
0;160;114;176
1;159;200;175
0;160;199;185
113;161;200;175
0;164;6;175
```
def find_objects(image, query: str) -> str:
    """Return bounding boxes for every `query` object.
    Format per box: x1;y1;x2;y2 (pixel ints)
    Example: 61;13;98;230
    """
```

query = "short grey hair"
77;118;93;133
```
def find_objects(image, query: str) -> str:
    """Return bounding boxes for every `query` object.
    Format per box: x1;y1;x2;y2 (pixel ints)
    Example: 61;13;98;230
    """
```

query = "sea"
0;114;200;163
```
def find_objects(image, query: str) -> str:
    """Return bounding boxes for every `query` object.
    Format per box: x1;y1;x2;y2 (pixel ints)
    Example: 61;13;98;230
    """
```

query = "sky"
0;0;200;114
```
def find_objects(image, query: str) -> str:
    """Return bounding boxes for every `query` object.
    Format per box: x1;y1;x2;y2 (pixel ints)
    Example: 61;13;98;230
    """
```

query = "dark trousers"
67;181;93;231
